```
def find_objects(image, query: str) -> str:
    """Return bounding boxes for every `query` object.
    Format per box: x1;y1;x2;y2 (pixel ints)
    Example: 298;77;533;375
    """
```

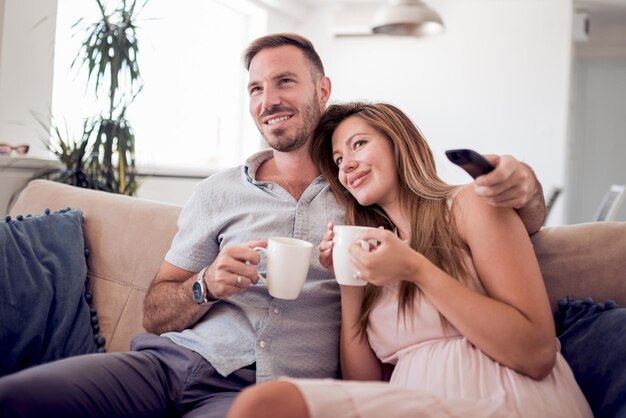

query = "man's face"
247;45;329;152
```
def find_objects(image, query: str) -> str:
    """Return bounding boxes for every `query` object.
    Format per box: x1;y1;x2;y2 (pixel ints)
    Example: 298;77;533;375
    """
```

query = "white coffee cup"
253;237;314;300
332;225;376;286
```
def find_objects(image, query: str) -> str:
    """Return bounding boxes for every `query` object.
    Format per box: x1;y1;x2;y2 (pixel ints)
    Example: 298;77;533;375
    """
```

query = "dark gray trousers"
0;333;255;418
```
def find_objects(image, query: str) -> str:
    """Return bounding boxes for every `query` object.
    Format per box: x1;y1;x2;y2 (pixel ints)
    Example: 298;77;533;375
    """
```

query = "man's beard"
259;93;321;153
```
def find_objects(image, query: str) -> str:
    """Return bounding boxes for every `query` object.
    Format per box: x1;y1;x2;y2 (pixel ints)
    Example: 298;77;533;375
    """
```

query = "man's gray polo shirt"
163;150;345;383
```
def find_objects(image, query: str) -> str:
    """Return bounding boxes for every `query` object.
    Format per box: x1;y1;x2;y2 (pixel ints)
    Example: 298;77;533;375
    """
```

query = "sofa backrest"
531;221;626;309
11;180;626;352
11;180;182;352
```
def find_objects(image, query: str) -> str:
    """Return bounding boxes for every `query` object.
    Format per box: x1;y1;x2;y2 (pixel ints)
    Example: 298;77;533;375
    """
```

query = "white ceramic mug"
253;237;314;300
332;225;376;286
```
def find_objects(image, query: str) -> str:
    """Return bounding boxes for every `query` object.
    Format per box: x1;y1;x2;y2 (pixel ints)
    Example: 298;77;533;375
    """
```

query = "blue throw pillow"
0;208;98;376
555;297;626;418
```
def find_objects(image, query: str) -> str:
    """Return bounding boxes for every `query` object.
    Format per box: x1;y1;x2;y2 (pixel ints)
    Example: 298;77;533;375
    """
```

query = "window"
53;0;267;173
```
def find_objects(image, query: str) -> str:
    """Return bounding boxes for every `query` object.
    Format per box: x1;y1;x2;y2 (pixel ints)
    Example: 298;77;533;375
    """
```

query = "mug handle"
356;239;377;251
252;247;267;284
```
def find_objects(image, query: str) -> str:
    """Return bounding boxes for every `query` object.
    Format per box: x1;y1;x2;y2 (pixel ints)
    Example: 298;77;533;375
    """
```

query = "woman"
227;102;591;418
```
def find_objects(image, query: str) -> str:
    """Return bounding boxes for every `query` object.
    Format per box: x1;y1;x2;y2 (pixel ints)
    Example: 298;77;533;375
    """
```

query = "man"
0;33;545;418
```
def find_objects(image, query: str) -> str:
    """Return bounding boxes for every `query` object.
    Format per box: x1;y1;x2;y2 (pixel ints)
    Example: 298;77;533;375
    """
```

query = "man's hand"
143;240;266;335
473;154;546;234
474;155;534;209
204;241;266;299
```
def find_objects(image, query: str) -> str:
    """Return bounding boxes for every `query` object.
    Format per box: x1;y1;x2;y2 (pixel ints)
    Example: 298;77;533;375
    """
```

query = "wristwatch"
192;267;210;304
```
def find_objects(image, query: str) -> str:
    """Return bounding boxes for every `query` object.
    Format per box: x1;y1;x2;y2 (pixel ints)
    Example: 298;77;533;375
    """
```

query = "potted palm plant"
29;0;145;195
71;0;145;195
7;0;146;212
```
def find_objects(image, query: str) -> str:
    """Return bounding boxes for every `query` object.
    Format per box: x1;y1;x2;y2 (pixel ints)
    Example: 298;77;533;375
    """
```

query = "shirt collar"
244;149;274;183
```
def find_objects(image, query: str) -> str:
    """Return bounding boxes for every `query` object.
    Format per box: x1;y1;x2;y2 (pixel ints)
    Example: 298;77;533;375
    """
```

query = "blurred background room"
1;0;625;226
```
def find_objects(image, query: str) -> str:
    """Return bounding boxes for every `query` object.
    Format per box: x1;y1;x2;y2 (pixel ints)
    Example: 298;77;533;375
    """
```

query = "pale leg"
227;381;309;418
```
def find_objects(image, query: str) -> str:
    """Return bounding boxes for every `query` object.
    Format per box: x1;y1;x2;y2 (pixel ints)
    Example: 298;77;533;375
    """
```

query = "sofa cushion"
0;208;98;376
11;180;183;352
555;297;626;417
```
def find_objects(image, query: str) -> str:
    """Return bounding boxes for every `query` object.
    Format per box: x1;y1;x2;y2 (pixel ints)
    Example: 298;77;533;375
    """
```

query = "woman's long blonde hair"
310;102;472;336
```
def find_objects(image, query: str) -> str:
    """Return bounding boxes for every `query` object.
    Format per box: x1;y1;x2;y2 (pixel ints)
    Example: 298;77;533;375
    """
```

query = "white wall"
0;0;576;221
290;0;573;225
0;0;57;159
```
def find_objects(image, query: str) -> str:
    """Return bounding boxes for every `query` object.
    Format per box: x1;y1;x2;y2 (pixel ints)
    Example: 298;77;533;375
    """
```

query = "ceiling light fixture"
372;0;444;37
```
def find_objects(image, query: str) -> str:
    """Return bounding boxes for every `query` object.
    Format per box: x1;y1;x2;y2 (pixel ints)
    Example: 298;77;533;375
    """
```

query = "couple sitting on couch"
0;33;618;418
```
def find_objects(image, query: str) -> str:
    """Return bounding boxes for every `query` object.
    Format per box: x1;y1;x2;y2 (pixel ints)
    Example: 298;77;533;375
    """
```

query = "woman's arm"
318;223;382;380
339;286;382;381
352;186;556;380
420;186;555;379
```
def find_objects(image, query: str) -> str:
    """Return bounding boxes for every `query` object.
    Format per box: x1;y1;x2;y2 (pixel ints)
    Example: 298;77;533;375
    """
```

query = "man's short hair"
242;33;325;78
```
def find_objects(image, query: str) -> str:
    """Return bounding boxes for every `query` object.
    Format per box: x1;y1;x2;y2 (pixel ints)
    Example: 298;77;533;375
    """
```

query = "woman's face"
331;115;399;208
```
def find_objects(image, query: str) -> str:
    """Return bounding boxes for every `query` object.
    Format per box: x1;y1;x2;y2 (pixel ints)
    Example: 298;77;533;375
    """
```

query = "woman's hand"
318;222;335;271
349;228;425;287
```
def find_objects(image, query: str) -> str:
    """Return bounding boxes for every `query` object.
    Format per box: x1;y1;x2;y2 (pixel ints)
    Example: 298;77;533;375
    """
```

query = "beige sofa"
10;179;626;352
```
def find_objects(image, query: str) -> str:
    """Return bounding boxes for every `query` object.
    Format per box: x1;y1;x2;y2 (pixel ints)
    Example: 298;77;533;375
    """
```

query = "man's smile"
266;115;292;125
